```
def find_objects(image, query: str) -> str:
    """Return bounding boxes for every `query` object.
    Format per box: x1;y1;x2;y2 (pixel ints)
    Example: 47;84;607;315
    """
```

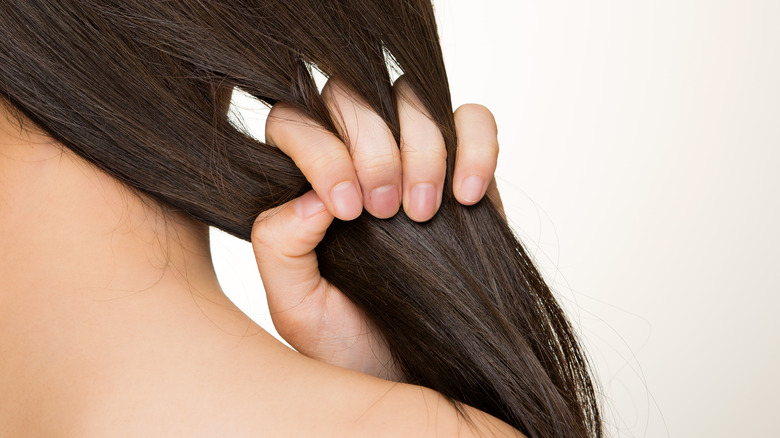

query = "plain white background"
211;1;780;436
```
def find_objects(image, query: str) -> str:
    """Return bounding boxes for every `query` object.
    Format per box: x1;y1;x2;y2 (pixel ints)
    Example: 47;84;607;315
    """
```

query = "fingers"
452;104;499;205
266;79;499;222
252;191;400;379
251;190;334;326
266;102;363;220
322;79;402;219
394;76;447;222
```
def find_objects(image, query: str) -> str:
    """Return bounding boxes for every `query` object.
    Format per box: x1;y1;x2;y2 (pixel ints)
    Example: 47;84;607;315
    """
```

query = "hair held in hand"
0;1;602;436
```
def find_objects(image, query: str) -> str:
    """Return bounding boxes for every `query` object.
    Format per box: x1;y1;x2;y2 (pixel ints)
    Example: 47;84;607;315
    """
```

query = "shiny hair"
0;1;602;436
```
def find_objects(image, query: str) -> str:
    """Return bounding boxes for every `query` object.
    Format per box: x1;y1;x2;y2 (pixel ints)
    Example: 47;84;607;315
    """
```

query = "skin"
0;78;520;436
260;77;505;380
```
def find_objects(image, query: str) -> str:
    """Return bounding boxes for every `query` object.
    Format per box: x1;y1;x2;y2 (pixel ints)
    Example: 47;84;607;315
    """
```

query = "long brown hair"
0;1;602;436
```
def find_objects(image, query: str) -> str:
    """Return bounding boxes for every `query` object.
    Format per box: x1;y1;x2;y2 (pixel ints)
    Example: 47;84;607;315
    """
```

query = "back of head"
0;1;602;436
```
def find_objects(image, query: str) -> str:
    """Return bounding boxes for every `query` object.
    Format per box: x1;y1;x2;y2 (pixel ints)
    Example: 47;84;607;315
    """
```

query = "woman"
0;73;514;438
0;1;601;436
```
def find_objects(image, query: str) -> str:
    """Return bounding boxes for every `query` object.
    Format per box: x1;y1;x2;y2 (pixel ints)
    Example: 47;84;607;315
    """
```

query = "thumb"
251;190;335;321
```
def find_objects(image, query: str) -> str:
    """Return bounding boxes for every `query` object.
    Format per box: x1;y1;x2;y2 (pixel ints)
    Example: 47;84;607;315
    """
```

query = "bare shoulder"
34;320;523;438
169;333;527;438
272;351;526;438
345;381;525;438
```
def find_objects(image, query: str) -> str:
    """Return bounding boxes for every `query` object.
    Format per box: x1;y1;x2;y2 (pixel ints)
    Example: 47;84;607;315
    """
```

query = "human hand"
253;77;504;380
263;76;500;221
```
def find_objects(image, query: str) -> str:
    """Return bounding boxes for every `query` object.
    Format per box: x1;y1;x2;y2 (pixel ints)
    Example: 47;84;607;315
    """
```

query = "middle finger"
322;78;402;219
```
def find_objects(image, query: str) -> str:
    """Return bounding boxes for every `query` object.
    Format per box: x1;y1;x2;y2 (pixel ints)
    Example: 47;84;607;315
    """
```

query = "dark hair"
0;1;602;436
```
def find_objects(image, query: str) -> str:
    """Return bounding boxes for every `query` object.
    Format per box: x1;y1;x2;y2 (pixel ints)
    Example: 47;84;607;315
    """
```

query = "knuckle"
401;143;448;163
309;146;346;170
265;102;300;144
464;139;500;156
251;221;273;249
321;77;350;104
394;76;429;115
353;152;399;178
251;210;282;249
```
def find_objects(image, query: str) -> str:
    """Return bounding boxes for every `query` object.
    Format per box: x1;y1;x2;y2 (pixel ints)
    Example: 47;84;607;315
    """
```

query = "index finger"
265;102;364;220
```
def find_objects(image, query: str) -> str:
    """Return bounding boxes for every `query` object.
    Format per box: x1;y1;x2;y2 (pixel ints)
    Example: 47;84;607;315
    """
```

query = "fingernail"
460;175;485;203
369;185;400;218
295;191;326;218
330;181;362;219
409;183;437;220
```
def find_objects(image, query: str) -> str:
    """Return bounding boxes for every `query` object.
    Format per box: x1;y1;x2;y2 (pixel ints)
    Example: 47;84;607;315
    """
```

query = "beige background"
211;1;780;436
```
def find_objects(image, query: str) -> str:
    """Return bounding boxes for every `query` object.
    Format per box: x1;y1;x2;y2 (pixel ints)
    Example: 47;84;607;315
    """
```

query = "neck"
0;110;292;432
0;111;228;321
